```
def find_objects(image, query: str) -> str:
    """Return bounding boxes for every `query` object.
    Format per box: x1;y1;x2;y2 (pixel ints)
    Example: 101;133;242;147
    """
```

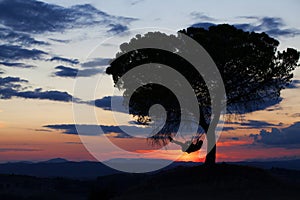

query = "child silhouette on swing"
168;136;203;154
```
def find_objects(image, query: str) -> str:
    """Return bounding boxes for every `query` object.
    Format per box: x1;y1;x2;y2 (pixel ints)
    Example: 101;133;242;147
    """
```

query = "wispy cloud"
224;120;282;131
0;45;47;61
190;12;216;21
130;0;145;6
81;58;111;68
0;0;138;63
0;76;73;102
48;38;71;44
49;56;80;65
191;15;300;38
0;148;41;152
234;16;300;37
0;62;36;68
0;27;48;46
0;0;137;34
107;24;129;34
54;65;105;78
43;124;134;138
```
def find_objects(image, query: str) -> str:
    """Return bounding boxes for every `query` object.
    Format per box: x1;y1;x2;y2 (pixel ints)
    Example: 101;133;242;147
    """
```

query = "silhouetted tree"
106;24;299;165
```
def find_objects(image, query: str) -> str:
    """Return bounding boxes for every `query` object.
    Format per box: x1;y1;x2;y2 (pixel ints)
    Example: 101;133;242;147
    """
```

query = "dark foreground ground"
0;164;299;200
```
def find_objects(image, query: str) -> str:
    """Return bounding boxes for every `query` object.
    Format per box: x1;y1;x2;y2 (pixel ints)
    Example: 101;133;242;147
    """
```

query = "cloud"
222;127;235;131
0;0;137;34
0;148;41;152
0;27;48;46
190;22;216;30
43;124;133;138
0;76;28;85
0;44;47;61
81;58;111;68
291;113;300;118
107;24;129;34
17;89;73;102
240;120;281;129
224;120;282;131
94;96;114;110
0;76;73;102
130;0;145;6
93;96;126;113
286;80;300;89
34;129;53;132
0;0;137;63
250;122;300;148
0;62;36;68
54;65;105;78
190;12;216;21
191;16;300;37
49;56;79;65
54;66;78;77
48;38;71;43
235;16;300;37
65;142;82;145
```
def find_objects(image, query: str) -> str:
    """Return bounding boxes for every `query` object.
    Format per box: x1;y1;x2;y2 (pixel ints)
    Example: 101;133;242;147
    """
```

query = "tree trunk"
200;110;218;166
199;111;216;165
205;133;216;165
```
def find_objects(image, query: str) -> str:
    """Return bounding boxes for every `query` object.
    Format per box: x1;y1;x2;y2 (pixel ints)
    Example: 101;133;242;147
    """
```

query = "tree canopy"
106;24;299;164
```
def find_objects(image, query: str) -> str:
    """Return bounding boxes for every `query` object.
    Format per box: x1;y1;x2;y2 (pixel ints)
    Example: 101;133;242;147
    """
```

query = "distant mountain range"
1;163;299;200
0;158;299;179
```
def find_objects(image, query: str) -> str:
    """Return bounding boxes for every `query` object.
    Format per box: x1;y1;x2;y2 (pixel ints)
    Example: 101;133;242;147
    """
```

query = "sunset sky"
1;0;300;163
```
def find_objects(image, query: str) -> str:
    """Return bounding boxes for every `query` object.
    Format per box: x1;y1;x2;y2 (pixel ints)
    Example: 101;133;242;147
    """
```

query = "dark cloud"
93;96;126;113
81;58;111;68
50;56;79;65
0;76;28;85
94;96;113;110
230;96;283;114
291;113;300;118
130;0;145;6
222;127;235;131
107;24;129;34
0;0;137;34
34;129;53;132
65;142;82;144
235;17;300;37
49;38;71;43
191;16;300;37
230;137;239;141
0;62;35;68
0;27;48;46
286;80;300;89
17;89;73;102
190;12;216;21
265;104;282;112
0;148;41;152
54;65;104;78
240;120;281;129
250;122;300;148
190;22;216;30
224;120;281;131
0;76;73;102
0;77;28;99
0;45;47;61
0;0;137;63
43;124;134;138
54;66;78;77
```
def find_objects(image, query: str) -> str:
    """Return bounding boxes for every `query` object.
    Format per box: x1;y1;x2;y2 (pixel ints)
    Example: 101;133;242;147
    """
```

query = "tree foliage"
106;24;299;164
